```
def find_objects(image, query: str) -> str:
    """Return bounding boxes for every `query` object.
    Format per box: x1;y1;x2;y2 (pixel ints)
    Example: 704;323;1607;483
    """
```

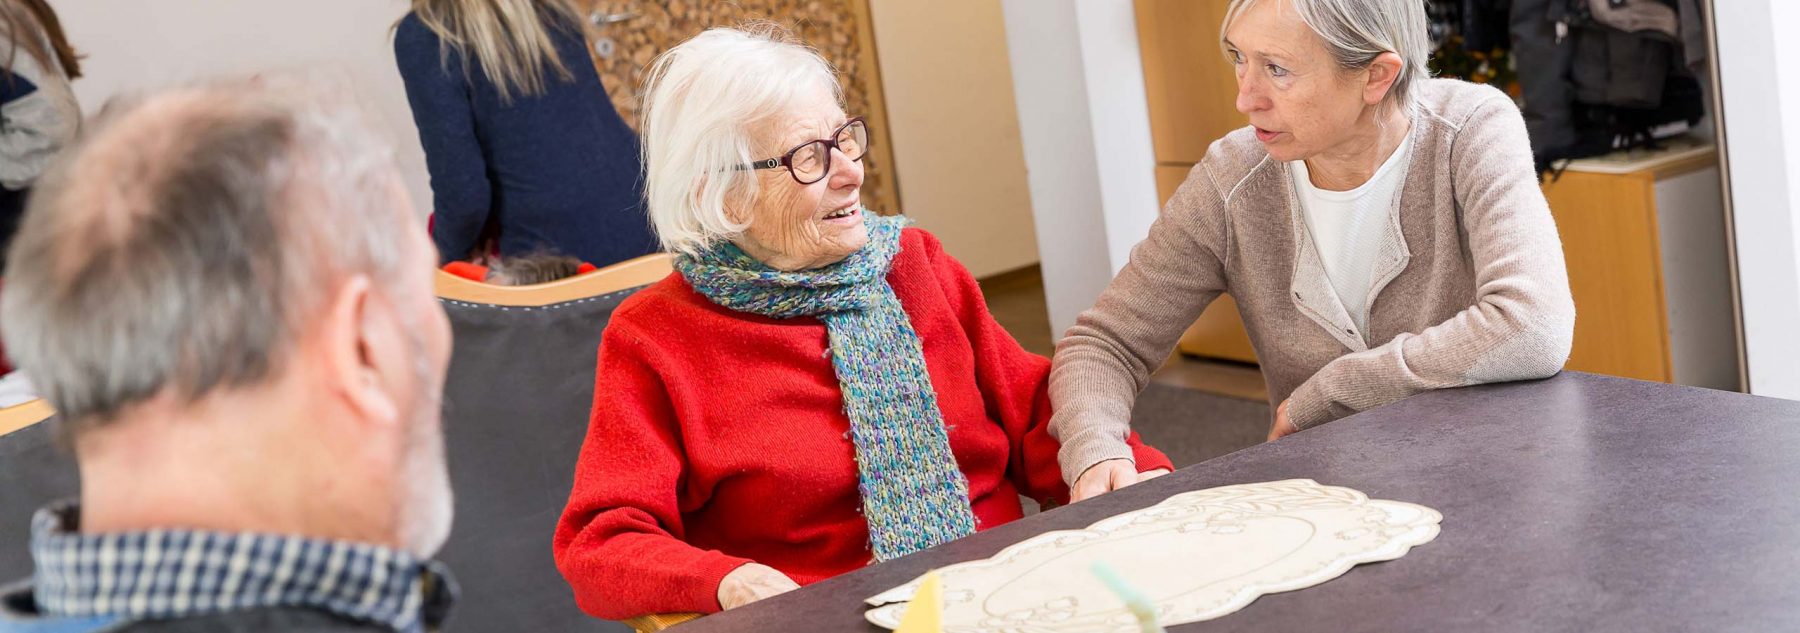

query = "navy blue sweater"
394;13;657;266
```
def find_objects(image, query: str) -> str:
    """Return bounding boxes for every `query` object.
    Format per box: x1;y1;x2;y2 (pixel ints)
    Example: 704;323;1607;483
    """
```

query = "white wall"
1655;167;1738;391
56;0;433;217
867;0;1039;279
1714;0;1800;398
1000;0;1160;335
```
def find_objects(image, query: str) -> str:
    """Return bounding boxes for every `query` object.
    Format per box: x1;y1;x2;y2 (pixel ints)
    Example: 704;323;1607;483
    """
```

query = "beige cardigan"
1049;79;1576;484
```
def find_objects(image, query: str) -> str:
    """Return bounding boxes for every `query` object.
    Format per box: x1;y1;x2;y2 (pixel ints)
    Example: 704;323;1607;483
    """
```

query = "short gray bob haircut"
1222;0;1431;116
0;74;414;429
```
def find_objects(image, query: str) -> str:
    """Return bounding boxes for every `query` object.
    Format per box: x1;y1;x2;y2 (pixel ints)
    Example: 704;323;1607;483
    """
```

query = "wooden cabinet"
1541;170;1671;381
1541;146;1737;389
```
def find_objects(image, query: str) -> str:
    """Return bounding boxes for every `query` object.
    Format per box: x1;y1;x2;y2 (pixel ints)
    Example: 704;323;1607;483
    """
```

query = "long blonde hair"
2;0;82;81
408;0;585;103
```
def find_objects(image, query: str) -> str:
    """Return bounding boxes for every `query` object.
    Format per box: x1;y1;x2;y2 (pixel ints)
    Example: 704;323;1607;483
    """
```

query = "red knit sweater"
552;228;1172;620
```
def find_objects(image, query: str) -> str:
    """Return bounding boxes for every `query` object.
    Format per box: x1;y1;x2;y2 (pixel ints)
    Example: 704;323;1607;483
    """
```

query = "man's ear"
319;275;400;428
1364;51;1405;107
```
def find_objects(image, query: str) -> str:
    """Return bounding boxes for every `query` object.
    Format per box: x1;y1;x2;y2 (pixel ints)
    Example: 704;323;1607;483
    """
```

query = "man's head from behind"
0;76;455;557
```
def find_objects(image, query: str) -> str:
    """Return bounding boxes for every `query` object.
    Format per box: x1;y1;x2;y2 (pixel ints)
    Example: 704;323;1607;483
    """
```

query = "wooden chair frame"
435;253;672;307
0;398;53;438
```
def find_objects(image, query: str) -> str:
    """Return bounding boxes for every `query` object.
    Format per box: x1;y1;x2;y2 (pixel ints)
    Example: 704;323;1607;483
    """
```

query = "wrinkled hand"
718;563;800;611
1266;399;1297;442
1072;459;1167;502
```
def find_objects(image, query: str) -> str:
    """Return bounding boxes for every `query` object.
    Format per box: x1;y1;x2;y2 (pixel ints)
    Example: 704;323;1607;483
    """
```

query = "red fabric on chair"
0;280;10;375
442;261;488;282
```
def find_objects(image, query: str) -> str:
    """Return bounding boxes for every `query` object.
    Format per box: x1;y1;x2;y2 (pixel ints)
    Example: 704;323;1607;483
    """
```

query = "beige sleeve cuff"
1285;377;1340;430
1057;424;1136;486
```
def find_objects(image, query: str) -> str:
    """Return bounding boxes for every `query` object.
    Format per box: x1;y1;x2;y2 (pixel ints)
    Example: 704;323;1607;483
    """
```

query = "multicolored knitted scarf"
674;212;977;561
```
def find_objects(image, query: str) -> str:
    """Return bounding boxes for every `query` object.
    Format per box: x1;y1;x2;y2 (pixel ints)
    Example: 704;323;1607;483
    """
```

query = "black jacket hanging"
1509;0;1705;174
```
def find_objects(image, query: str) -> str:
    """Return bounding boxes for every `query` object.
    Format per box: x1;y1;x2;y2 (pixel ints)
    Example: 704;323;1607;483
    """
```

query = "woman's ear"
723;181;761;226
723;201;751;226
1364;51;1405;107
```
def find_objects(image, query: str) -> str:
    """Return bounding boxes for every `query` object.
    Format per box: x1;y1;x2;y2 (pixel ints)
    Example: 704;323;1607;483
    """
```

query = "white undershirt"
1290;132;1414;334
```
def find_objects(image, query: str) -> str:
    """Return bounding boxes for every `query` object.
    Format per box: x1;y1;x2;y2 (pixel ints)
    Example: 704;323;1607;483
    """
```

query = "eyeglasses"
736;117;869;185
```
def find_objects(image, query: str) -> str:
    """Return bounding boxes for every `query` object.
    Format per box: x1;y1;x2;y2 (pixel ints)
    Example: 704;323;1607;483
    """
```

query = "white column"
1000;0;1161;336
1715;0;1800;398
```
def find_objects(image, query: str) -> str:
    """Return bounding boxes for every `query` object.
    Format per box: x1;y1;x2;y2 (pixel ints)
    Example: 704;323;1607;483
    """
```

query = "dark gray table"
671;372;1800;632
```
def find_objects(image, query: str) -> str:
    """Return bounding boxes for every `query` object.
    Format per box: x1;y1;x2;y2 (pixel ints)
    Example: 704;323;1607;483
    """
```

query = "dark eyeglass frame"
735;117;870;185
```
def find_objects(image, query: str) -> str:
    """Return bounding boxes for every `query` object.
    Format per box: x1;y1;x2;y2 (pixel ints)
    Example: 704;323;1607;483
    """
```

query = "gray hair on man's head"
0;73;415;429
1222;0;1430;117
638;22;840;256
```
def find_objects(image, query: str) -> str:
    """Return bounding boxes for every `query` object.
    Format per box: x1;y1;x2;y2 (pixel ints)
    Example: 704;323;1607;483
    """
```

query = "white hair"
638;24;841;256
1222;0;1431;117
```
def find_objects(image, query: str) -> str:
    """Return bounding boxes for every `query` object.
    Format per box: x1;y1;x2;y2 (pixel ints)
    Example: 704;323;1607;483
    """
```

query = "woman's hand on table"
718;563;800;610
1071;459;1172;502
1266;399;1297;441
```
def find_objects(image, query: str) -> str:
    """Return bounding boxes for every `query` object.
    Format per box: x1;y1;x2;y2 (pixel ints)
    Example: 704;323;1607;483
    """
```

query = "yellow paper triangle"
894;571;943;633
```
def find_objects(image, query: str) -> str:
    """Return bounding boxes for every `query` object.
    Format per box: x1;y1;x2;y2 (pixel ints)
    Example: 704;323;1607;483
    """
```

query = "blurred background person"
0;0;81;272
394;0;657;268
0;0;81;377
442;251;595;286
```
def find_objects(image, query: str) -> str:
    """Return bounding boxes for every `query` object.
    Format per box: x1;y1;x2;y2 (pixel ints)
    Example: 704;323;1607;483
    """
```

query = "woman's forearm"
1049;168;1232;484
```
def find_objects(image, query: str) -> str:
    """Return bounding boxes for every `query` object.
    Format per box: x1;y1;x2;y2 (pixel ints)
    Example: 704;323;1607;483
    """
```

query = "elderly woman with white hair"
1057;0;1577;501
552;25;1172;620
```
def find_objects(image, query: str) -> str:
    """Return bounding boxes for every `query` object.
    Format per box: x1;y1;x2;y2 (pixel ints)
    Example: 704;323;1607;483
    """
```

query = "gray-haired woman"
1057;0;1576;500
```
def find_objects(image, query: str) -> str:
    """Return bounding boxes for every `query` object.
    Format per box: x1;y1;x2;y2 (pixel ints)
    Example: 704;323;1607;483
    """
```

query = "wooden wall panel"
583;0;901;215
1135;0;1244;165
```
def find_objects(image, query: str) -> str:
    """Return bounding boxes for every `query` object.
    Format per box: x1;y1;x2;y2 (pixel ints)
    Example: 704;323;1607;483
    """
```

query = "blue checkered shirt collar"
27;502;456;632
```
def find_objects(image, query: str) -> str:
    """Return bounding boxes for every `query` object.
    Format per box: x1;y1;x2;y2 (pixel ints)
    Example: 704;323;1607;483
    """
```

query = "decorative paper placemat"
865;479;1441;632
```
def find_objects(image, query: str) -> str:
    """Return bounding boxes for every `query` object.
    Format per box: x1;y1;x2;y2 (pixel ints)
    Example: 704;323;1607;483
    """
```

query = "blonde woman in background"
1;0;80;271
394;0;657;268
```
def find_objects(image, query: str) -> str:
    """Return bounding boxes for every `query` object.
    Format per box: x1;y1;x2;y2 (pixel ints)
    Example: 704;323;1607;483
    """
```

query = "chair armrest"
624;612;702;632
